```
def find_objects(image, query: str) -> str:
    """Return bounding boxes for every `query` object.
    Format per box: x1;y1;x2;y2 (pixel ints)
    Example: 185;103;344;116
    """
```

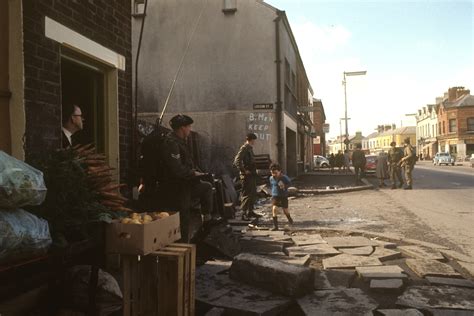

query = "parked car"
433;152;455;166
365;155;377;173
313;155;330;169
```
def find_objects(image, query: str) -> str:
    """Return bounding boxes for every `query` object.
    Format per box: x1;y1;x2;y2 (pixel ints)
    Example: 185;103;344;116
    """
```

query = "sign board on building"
253;103;274;110
313;136;321;144
297;106;315;112
323;123;330;133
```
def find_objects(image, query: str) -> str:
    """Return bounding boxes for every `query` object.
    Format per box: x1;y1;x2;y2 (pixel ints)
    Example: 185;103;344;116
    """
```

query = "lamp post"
340;117;350;152
343;70;367;150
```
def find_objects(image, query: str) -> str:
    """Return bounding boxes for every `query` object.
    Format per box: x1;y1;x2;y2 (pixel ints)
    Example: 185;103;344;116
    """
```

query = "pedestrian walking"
351;144;366;185
269;163;293;231
329;153;336;173
387;141;404;189
343;150;351;174
335;151;344;173
375;151;389;187
234;133;260;220
399;137;416;190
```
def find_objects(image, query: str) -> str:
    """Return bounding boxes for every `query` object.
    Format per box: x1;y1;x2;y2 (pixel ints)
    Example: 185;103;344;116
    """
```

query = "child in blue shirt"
269;163;293;230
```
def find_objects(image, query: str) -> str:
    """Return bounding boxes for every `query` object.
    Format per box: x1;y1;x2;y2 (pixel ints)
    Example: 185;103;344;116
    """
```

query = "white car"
313;155;330;169
433;152;455;166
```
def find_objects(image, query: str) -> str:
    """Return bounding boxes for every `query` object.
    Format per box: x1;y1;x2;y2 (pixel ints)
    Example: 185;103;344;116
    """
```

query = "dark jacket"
160;132;195;183
234;143;256;175
351;149;366;168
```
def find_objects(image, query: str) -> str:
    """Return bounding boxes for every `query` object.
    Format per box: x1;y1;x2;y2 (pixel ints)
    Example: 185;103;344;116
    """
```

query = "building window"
222;0;237;13
449;119;457;133
467;117;474;131
443;122;445;134
438;122;441;134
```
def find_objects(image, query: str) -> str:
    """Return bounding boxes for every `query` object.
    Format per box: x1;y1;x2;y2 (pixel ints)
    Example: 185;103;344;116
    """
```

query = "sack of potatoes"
120;211;170;224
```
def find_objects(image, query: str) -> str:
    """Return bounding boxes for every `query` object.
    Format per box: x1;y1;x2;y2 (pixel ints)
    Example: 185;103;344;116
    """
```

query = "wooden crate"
121;244;196;316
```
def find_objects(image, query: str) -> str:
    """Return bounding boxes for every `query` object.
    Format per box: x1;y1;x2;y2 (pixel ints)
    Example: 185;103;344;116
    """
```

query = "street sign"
323;123;330;133
253;103;273;110
344;138;350;145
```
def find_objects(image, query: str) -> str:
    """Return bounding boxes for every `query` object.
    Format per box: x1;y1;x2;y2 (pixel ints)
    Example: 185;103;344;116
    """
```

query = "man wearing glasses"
61;104;84;148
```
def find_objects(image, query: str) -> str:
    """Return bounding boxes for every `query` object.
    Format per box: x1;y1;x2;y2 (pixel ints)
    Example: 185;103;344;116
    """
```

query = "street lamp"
343;70;367;150
340;117;351;152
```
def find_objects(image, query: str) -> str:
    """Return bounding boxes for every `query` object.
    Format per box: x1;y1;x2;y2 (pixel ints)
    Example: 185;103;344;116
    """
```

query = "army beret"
246;133;257;141
169;114;194;129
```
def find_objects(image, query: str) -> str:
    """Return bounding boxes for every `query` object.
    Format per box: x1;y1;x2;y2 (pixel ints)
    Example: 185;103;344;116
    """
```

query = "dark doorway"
286;128;297;177
61;57;105;152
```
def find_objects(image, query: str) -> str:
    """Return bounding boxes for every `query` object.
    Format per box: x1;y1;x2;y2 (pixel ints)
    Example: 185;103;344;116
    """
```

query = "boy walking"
269;163;293;231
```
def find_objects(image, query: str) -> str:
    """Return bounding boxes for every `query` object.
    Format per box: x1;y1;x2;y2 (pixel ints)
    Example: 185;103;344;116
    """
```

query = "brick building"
437;87;474;159
311;98;327;156
0;0;133;182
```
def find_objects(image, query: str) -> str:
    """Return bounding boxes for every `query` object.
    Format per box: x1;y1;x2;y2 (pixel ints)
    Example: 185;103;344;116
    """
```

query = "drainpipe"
274;10;283;165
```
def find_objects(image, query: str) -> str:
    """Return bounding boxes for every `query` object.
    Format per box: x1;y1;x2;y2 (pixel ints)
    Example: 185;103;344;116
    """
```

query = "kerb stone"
356;265;407;279
230;253;315;297
370;279;404;291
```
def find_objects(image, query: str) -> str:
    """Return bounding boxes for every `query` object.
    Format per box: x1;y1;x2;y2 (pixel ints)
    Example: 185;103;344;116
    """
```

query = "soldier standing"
234;133;260;220
399;137;415;190
387;141;404;189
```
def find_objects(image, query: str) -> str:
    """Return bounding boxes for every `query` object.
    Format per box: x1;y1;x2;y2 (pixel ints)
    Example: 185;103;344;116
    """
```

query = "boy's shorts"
272;196;288;208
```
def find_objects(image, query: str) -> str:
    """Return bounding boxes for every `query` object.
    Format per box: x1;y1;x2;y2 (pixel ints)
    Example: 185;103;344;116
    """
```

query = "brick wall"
23;0;132;181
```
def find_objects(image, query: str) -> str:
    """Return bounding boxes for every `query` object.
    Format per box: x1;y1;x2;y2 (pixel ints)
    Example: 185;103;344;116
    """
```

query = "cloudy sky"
266;0;474;139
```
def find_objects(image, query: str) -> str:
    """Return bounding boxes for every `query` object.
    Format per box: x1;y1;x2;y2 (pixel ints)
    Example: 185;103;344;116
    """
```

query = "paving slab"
240;238;284;253
375;309;423;316
371;247;402;261
405;259;461;278
426;276;474;288
441;249;474;263
370;279;404;291
244;230;285;237
324;236;379;248
297;288;378;315
373;240;398;249
230;253;314;297
285;244;340;256
313;269;355;289
291;234;327;246
196;261;291;315
398;245;444;260
323;254;382;269
340;246;374;256
429;309;474;316
457;261;474;278
397;286;474;311
263;253;311;266
356;265;407;279
253;236;294;244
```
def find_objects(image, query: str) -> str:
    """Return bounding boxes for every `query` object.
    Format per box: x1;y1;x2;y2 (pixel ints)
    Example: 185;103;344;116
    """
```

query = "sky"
266;0;474;139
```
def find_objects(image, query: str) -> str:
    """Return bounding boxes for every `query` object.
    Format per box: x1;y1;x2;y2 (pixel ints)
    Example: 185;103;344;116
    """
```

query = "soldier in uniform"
234;133;260;220
387;141;404;189
399;137;415;190
159;114;215;242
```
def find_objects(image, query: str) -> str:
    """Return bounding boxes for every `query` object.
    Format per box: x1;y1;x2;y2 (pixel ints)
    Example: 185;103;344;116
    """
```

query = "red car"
365;155;377;173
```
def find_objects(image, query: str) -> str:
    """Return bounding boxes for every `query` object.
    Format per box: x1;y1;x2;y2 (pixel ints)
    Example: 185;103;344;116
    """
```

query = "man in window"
61;104;84;148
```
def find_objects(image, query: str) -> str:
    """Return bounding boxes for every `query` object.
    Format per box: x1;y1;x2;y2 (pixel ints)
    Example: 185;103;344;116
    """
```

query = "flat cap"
246;133;257;141
169;114;194;130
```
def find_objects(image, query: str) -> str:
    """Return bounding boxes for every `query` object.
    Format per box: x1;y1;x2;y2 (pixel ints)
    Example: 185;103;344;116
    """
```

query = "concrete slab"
196;261;291;315
356;265;407;279
370;279;404;291
340;246;374;256
398;245;444;260
405;259;461;278
426;276;474;288
371;247;402;261
263;253;310;266
313;269;355;289
230;253;315;297
244;230;285;237
323;254;382;269
441;249;474;263
253;236;294;245
297;288;378;315
324;236;379;248
457;261;474;278
375;309;423;316
397;286;474;311
285;244;340;256
240;238;284;254
373;240;398;249
291;234;327;246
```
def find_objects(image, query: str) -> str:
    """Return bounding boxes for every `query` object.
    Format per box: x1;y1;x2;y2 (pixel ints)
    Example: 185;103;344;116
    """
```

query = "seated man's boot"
271;216;279;231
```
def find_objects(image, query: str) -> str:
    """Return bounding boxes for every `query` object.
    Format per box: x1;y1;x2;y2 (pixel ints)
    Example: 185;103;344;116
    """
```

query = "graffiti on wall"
247;113;273;141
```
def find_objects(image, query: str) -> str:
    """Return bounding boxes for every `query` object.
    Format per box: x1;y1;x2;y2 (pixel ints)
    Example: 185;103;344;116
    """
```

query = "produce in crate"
120;211;170;224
